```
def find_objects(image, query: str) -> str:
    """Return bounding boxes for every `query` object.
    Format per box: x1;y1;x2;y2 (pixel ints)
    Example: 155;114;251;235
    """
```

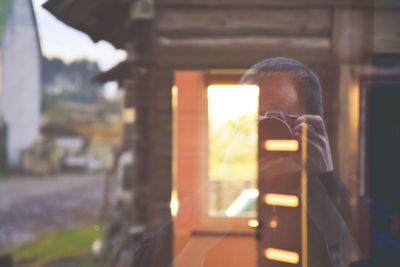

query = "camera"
258;110;299;158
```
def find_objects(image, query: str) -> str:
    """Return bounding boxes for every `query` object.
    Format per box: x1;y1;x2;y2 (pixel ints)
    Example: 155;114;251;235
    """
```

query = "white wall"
0;0;41;167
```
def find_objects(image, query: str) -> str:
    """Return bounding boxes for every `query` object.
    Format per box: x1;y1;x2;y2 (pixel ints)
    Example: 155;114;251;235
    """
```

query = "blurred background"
0;0;126;266
1;0;400;267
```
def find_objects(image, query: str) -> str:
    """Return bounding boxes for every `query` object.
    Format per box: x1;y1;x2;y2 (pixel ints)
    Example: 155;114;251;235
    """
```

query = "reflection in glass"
207;84;258;217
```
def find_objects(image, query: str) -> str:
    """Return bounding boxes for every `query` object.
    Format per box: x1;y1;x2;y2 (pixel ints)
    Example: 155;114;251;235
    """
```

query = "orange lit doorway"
172;70;258;267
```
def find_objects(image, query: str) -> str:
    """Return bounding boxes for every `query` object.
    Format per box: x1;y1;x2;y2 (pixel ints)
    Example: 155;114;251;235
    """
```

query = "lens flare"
264;193;299;207
248;219;259;228
264;140;299;151
265;248;299;264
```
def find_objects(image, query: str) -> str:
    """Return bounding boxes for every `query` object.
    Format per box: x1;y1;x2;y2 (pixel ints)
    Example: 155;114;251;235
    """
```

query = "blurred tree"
41;56;103;112
209;113;257;180
0;0;12;43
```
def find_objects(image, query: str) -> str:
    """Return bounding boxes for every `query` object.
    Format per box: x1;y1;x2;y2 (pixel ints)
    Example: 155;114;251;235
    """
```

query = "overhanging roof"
93;60;133;84
43;0;132;48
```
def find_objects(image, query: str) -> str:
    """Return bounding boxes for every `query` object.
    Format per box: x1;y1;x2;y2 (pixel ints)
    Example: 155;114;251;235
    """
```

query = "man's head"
240;57;323;116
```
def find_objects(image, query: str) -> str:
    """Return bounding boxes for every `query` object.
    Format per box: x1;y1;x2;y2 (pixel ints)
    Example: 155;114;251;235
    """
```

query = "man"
240;57;332;177
132;57;359;267
241;57;359;267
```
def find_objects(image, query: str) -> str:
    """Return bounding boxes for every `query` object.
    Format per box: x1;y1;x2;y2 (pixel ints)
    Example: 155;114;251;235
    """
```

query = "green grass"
42;253;104;267
0;171;9;179
11;226;101;266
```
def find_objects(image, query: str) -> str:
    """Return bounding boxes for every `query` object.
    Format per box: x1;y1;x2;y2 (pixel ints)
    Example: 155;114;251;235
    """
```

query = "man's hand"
293;115;334;176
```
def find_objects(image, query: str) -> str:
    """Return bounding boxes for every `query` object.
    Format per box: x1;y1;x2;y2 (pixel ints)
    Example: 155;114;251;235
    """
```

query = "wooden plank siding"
156;8;331;38
155;36;330;69
154;6;332;69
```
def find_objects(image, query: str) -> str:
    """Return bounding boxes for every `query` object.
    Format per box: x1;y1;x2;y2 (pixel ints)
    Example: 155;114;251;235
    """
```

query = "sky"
32;0;127;72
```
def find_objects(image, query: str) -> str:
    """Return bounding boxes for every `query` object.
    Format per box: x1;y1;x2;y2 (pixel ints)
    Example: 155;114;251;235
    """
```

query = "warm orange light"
264;140;299;151
269;218;278;228
301;119;308;267
248;219;259;228
170;190;179;217
265;248;299;264
264;193;299;207
123;108;136;124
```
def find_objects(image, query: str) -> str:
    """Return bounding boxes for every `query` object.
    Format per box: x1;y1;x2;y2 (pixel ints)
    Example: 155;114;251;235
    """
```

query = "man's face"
257;72;304;116
256;71;304;177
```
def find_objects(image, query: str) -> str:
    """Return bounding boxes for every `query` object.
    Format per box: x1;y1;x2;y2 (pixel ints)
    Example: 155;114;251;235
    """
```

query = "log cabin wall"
43;0;400;263
151;0;399;258
153;0;400;195
154;0;332;69
43;0;400;215
153;0;333;190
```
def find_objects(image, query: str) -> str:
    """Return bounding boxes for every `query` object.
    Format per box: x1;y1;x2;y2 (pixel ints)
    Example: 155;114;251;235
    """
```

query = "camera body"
258;110;298;158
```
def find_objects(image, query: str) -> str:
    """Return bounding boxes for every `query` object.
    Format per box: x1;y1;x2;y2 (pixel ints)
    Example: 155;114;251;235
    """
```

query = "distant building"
0;0;41;167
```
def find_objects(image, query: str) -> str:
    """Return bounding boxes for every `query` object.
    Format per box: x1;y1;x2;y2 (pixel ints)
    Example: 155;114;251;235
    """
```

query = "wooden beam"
332;7;373;64
155;36;330;69
374;10;400;53
156;8;331;38
147;69;173;235
374;0;400;9
331;2;374;188
331;1;374;257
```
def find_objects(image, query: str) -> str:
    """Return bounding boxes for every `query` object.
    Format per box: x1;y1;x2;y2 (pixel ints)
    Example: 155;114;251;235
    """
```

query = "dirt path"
0;173;108;252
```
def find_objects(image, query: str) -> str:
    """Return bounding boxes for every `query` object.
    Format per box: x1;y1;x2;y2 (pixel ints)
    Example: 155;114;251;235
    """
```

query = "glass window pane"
207;84;259;217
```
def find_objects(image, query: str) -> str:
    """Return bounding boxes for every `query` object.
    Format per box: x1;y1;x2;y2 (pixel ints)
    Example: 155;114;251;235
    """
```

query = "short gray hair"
240;57;323;116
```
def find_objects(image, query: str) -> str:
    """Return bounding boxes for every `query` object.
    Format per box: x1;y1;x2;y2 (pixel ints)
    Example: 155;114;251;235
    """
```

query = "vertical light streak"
170;190;179;217
349;81;361;194
301;122;308;267
171;85;178;217
349;81;360;153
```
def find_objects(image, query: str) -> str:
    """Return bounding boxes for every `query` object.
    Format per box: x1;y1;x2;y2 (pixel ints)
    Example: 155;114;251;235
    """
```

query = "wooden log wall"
153;0;337;191
374;10;400;53
153;0;400;183
151;0;398;260
147;69;174;235
132;0;398;263
125;20;173;259
331;1;374;257
126;18;173;265
41;0;400;265
154;0;400;68
154;5;331;69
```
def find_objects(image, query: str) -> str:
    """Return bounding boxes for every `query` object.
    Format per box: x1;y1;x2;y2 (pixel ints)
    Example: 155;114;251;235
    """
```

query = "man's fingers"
293;122;315;135
293;123;326;146
297;115;327;135
294;132;325;160
294;132;332;174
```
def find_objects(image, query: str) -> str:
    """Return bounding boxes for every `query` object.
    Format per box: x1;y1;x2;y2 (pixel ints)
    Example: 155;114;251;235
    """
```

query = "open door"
173;70;258;267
